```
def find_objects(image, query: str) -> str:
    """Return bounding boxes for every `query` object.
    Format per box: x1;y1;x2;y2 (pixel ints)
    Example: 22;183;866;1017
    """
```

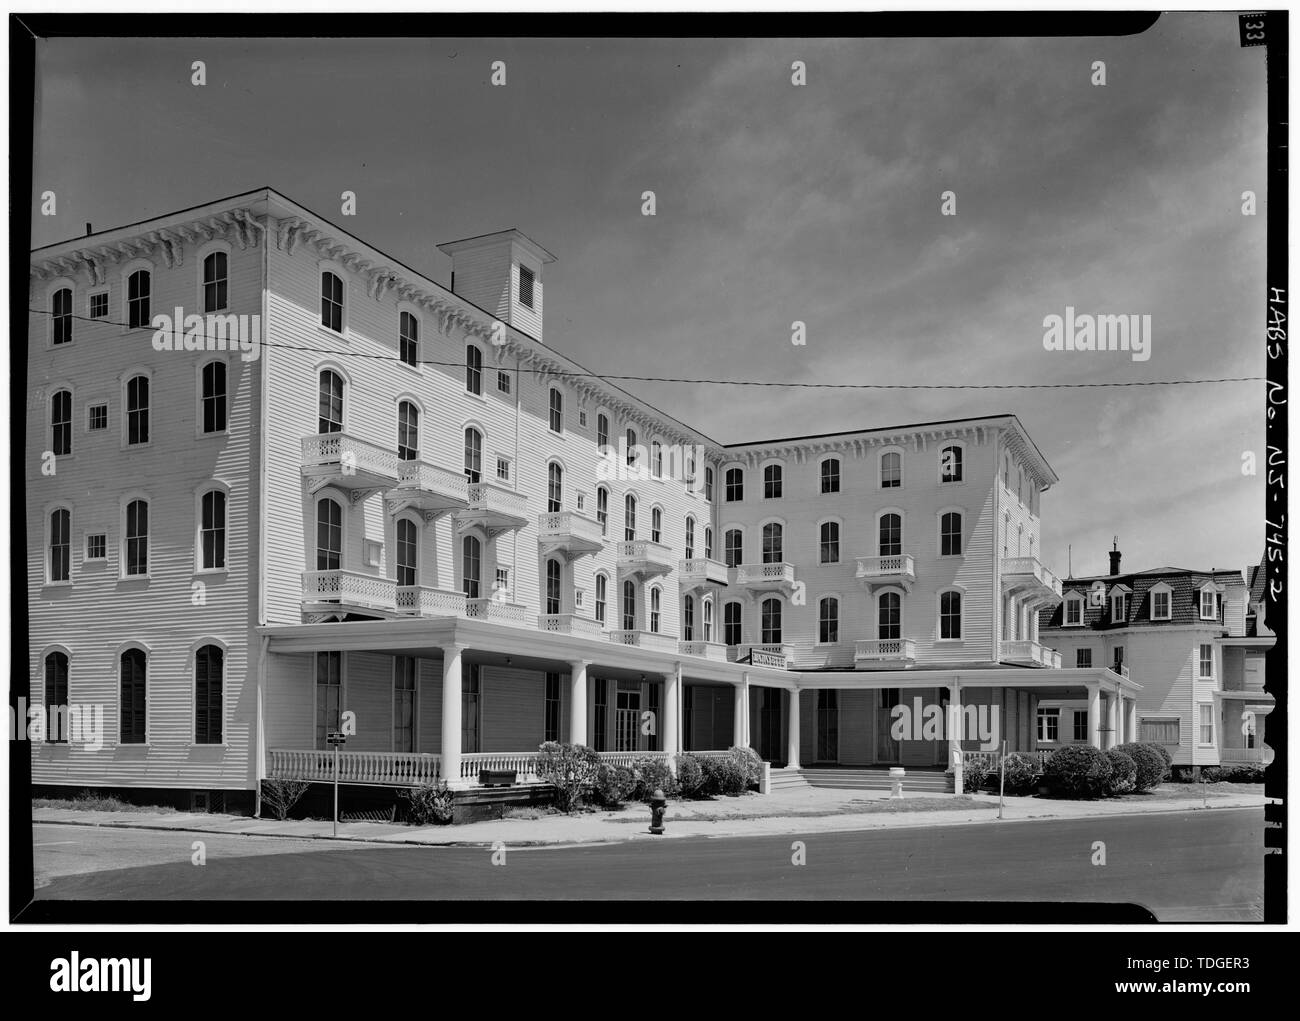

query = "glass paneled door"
815;690;839;763
615;689;641;752
875;688;901;764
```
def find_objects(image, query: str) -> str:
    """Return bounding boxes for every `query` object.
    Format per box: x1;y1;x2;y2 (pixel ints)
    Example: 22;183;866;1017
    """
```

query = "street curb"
32;796;1264;849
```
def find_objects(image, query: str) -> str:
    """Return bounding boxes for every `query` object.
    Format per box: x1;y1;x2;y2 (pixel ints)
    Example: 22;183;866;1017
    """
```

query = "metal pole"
333;741;340;837
998;740;1006;819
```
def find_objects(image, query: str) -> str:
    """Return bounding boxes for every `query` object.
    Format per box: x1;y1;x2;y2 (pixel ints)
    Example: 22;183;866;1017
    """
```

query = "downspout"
992;434;1002;663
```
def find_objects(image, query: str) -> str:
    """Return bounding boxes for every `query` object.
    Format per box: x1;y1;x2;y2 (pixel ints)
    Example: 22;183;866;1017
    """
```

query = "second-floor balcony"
855;553;916;592
539;613;606;640
455;482;529;540
679;640;729;661
301;433;400;500
678;558;729;593
302;569;397;618
396;585;466;618
388;460;470;519
609;629;679;654
726;643;793;669
538;511;605;560
854;638;918;668
1002;639;1062;668
731;562;797;593
1001;556;1063;606
617;540;675;581
463;597;532;627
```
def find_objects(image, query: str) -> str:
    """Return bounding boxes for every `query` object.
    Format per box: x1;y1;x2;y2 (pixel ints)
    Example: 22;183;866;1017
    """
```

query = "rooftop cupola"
436;228;556;341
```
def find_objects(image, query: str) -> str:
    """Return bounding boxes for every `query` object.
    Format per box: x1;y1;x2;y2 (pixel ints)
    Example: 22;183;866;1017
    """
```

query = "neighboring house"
1037;545;1273;773
26;188;1141;811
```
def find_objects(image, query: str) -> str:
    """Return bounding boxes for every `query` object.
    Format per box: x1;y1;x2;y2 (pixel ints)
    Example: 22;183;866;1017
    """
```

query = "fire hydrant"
889;766;905;801
648;788;667;834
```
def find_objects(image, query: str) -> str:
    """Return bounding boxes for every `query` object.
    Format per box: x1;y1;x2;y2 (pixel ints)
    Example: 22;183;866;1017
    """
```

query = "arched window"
547;462;563;512
397;400;419;461
940;591;962;640
940;511;963;556
52;287;73;344
878;592;902;640
725;467;744;502
704;526;713;560
320;271;344;332
545;558;562;616
650;587;662;633
652;441;663;478
622;579;636;631
465;344;483;395
724;601;743;646
44;652;68;743
201;361;227;434
705;466;714;502
819;597;839;644
597;413;610;450
702;597;714;642
683;594;695;641
763;464;783;499
651;506;663;544
878;513;901;557
125;499;149;576
51;389;72;456
200;489;226;570
195;644;224;744
820;521;839;564
462;535;482;598
762;522;783;563
396;518;418;586
596;486;609;535
399;310;419;367
880;450;902;489
940;443;963;483
127;269;151;329
725;528;743;567
684;517;696;559
820;457;841;494
464;427;483;482
625;428;638;467
126;374;150;445
595;573;608;625
203;251;229;313
761;597;783;644
120;648;147;744
318;370;344;433
49;508;70;582
549;388;563;433
624;493;637;541
316;498;341;570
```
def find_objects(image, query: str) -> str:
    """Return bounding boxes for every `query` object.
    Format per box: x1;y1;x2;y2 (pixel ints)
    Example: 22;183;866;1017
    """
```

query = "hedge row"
538;742;763;811
962;742;1175;800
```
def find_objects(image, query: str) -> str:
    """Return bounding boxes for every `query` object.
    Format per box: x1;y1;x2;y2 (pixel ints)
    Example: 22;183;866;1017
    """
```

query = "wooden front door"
816;689;839;762
615;690;641;752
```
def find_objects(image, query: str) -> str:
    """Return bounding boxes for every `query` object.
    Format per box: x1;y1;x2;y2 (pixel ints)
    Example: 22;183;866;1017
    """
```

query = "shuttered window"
195;644;224;744
120;648;147;744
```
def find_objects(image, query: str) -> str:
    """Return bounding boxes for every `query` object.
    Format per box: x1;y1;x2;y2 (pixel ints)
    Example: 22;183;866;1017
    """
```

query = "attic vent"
519;266;535;309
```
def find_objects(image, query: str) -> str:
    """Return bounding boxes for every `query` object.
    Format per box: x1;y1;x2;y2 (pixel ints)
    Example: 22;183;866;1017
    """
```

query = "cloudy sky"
31;13;1269;580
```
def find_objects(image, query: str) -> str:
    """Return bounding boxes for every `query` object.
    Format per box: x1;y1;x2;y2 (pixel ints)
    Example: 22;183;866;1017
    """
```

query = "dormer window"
1064;593;1084;627
1110;591;1128;623
1199;585;1218;620
1150;583;1172;621
519;266;535;309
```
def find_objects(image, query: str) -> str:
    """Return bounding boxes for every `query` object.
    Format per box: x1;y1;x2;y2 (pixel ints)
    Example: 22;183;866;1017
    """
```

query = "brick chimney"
1108;537;1122;576
436;228;556;341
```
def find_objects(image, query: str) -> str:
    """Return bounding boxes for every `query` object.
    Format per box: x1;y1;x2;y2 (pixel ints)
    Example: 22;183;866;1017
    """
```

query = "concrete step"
798;768;954;793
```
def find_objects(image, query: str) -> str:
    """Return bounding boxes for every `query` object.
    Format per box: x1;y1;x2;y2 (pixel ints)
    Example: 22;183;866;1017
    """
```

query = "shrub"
674;754;706;798
1115;742;1167;792
1203;762;1265;783
593;762;639;807
698;756;725;797
399;781;455;825
260;778;311;821
961;759;990;793
714;757;748;796
1044;745;1114;799
632;757;679;801
728;746;764;788
1105;749;1137;795
536;741;602;812
1149;742;1174;772
1001;752;1041;796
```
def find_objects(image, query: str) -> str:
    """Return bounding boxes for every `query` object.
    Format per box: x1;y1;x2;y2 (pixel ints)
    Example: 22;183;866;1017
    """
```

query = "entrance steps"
797;766;954;794
768;767;813;792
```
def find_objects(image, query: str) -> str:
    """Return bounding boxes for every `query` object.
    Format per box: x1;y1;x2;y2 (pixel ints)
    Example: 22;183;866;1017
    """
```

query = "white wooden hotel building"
27;188;1147;811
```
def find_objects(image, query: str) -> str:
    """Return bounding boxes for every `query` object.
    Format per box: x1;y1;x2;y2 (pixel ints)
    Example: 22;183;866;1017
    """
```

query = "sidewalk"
31;784;1266;848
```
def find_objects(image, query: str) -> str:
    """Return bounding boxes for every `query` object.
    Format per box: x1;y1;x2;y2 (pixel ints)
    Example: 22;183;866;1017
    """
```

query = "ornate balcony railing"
464;598;531;626
389;460;470;517
302;570;397;614
854;638;917;666
268;748;441;786
1002;639;1060;668
396;585;466;618
732;562;796;589
538;511;605;557
1000;556;1064;604
678;640;729;661
616;540;676;579
609;629;679;653
301;433;400;496
678;558;729;589
854;553;916;590
539;613;605;639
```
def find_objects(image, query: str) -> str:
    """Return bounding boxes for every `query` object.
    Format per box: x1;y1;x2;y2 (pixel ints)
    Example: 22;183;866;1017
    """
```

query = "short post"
649;788;667;834
998;740;1007;820
889;766;905;800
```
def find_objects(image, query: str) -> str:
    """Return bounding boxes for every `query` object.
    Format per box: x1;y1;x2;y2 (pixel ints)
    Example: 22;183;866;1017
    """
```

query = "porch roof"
783;666;1139;694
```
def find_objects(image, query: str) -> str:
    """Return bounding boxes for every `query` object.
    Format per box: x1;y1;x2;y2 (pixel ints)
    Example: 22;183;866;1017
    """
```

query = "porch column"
1018;690;1031;750
663;667;680;765
1028;692;1039;752
1086;684;1102;749
1126;697;1137;744
1005;687;1018;751
949;681;964;794
734;673;749;749
440;644;465;787
787;687;801;769
569;659;589;746
1105;690;1118;749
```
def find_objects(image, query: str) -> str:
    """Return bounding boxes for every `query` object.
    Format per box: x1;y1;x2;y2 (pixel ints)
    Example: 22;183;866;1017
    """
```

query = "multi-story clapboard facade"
1036;547;1273;772
28;187;1155;812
